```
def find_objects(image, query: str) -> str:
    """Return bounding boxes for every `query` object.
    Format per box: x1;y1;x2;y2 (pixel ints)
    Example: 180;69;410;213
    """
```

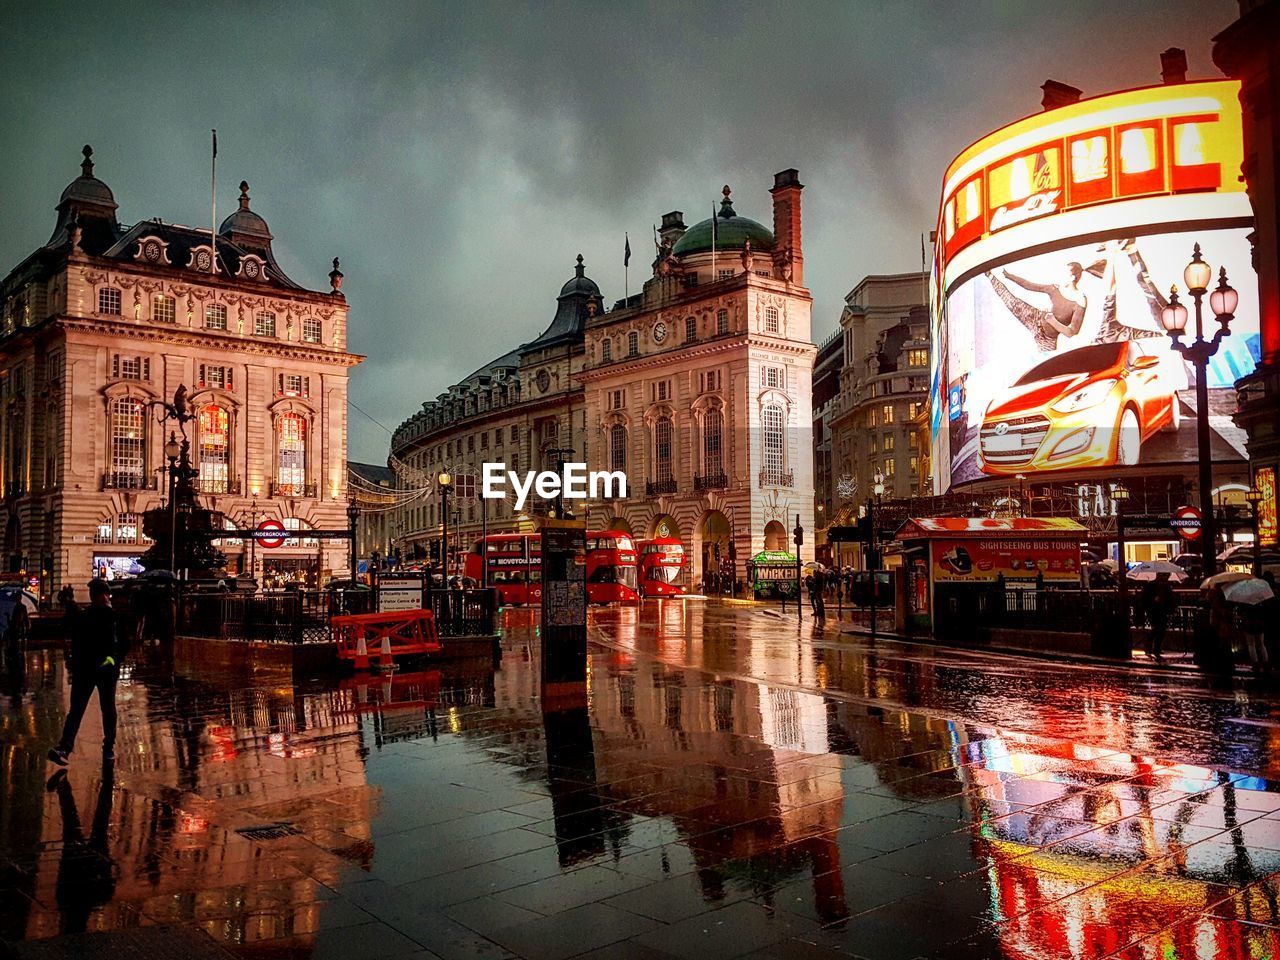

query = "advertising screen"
930;80;1258;492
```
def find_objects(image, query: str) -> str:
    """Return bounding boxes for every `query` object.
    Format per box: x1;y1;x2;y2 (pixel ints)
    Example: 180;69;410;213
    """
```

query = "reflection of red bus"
636;537;686;597
464;534;542;606
587;531;639;603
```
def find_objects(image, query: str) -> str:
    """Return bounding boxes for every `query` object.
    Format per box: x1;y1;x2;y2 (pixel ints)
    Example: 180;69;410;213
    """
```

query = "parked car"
979;341;1180;475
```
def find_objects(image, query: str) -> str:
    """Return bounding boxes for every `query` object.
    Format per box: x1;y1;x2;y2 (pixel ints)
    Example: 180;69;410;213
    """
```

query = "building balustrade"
196;477;243;495
646;478;678;496
270;481;317;498
694;472;728;491
758;469;794;488
102;472;158;491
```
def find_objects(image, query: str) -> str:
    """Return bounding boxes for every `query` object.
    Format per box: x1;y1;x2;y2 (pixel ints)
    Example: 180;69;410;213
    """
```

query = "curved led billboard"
930;80;1260;492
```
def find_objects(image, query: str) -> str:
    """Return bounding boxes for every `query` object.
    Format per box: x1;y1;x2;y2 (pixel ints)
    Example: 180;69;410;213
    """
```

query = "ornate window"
205;303;227;330
609;424;627;472
98;287;122;315
256;312;276;337
762;365;784;389
117;513;138;545
762;403;785;477
199;405;230;492
601;339;611;362
685;317;697;341
112;354;149;381
654;415;673;482
765;306;779;333
198;364;233;390
703;408;723;476
276;413;306;495
303;318;322;343
109;398;146;487
717;309;729;335
153;295;176;323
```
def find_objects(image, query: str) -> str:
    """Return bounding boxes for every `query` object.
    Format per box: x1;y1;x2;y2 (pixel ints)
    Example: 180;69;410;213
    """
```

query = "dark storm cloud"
0;0;1236;460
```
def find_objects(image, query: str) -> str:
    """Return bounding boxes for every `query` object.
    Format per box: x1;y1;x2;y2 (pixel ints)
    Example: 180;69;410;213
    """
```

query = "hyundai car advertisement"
936;227;1258;489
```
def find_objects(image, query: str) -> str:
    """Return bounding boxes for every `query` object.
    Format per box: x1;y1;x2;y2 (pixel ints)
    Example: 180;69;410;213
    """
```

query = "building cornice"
391;387;584;456
57;316;365;367
579;334;816;384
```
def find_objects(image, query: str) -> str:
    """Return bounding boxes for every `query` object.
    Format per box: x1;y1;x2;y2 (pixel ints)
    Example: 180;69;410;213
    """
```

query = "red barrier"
333;609;442;669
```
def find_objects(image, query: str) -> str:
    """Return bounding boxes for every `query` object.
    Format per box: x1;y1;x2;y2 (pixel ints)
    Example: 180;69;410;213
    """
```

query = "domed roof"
58;145;116;208
671;186;774;257
219;181;272;240
559;254;601;298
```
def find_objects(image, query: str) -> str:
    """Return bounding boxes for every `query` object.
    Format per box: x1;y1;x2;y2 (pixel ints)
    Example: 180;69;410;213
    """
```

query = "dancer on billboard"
985;262;1087;351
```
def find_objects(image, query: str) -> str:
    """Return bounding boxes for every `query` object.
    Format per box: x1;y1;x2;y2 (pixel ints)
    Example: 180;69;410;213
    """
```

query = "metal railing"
429;588;497;637
694;472;728;491
196;477;242;495
646;478;678;496
758;469;794;488
102;472;158;491
269;481;317;498
181;589;373;644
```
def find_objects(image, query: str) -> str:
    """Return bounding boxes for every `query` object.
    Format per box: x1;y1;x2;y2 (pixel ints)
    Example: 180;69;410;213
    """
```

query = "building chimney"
659;211;686;247
769;169;804;286
1041;80;1083;111
1161;47;1188;84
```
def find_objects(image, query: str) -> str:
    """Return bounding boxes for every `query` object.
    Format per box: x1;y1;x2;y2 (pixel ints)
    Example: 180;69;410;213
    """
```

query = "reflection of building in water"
12;655;376;945
590;655;848;920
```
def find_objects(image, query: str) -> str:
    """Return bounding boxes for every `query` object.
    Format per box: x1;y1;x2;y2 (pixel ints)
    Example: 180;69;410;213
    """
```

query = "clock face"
653;321;667;343
143;241;161;263
536;369;551;393
244;259;260;278
195;250;212;271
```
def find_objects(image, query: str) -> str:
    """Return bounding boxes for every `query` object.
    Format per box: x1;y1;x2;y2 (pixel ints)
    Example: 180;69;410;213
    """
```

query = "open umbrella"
802;561;827;573
1201;571;1254;590
1126;560;1188;582
1218;577;1275;606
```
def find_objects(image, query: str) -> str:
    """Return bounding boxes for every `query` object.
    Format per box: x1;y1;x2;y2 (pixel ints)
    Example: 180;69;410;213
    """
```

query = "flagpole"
210;129;218;274
624;232;630;303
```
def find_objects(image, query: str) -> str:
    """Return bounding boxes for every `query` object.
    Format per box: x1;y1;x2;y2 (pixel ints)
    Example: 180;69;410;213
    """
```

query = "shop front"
896;517;1086;633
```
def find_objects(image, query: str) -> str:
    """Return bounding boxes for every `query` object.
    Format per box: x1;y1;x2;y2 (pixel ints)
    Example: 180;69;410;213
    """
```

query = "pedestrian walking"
1142;573;1175;662
48;579;121;766
1242;603;1268;675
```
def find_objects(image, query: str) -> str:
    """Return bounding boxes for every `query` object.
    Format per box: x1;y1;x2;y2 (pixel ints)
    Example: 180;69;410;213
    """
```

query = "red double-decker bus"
586;531;639;603
636;537;686;597
464;534;542;606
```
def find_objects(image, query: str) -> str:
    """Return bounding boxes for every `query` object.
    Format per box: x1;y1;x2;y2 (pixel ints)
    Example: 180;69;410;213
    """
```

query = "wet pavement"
5;602;1280;959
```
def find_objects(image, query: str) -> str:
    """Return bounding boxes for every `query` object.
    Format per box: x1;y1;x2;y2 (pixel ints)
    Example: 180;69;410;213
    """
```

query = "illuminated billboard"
930;80;1259;492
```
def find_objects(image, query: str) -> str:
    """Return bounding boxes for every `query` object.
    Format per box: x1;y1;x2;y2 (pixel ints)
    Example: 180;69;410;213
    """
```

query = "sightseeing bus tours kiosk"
896;518;1085;636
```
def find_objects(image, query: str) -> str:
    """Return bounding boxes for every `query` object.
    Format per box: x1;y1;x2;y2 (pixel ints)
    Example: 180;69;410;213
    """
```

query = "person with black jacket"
48;579;121;765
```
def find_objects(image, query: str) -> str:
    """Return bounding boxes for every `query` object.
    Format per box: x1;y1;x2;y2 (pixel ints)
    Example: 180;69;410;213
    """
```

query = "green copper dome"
671;186;775;257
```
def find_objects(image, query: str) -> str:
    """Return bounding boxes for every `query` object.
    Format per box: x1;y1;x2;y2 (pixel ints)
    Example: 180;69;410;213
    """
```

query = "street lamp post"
1160;244;1237;580
346;498;360;587
438;471;452;588
870;470;885;636
793;514;803;623
164;433;181;572
246;498;260;583
1016;474;1027;518
1113;482;1131;630
727;506;737;600
1246;485;1264;577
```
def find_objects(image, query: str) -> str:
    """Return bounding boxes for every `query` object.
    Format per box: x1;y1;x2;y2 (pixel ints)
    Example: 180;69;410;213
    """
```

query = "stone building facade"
0;146;360;596
828;273;929;510
389;170;817;587
811;330;844;560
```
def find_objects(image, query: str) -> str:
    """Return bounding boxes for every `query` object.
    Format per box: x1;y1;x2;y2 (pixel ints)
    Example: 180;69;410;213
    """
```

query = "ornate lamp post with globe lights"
1160;243;1237;580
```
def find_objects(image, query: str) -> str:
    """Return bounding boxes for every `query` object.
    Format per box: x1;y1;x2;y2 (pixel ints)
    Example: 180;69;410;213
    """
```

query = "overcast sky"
0;0;1239;461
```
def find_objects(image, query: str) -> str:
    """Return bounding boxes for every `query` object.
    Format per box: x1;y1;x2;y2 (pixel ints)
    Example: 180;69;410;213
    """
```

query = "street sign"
377;572;425;613
256;520;286;549
1173;505;1202;541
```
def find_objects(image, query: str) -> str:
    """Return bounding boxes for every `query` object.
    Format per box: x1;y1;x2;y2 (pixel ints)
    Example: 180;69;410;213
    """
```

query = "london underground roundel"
257;519;286;549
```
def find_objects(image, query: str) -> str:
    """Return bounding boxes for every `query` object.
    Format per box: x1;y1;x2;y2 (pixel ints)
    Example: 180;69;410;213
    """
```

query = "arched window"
198;405;230;493
609;424;627;472
109;397;146;488
703;408;723;477
276;413;307;496
654;415;673;482
762;404;785;482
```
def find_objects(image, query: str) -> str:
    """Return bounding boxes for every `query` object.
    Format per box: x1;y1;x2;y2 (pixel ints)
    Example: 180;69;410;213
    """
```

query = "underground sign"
1171;505;1202;541
256;519;287;549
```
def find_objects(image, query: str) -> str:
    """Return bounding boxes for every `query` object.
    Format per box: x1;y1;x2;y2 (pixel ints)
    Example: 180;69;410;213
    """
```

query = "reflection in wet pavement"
5;602;1280;958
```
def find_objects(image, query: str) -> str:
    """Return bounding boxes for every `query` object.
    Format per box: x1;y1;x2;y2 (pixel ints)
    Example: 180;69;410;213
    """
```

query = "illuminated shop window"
276;413;306;495
117;513;138;545
199;405;230;491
